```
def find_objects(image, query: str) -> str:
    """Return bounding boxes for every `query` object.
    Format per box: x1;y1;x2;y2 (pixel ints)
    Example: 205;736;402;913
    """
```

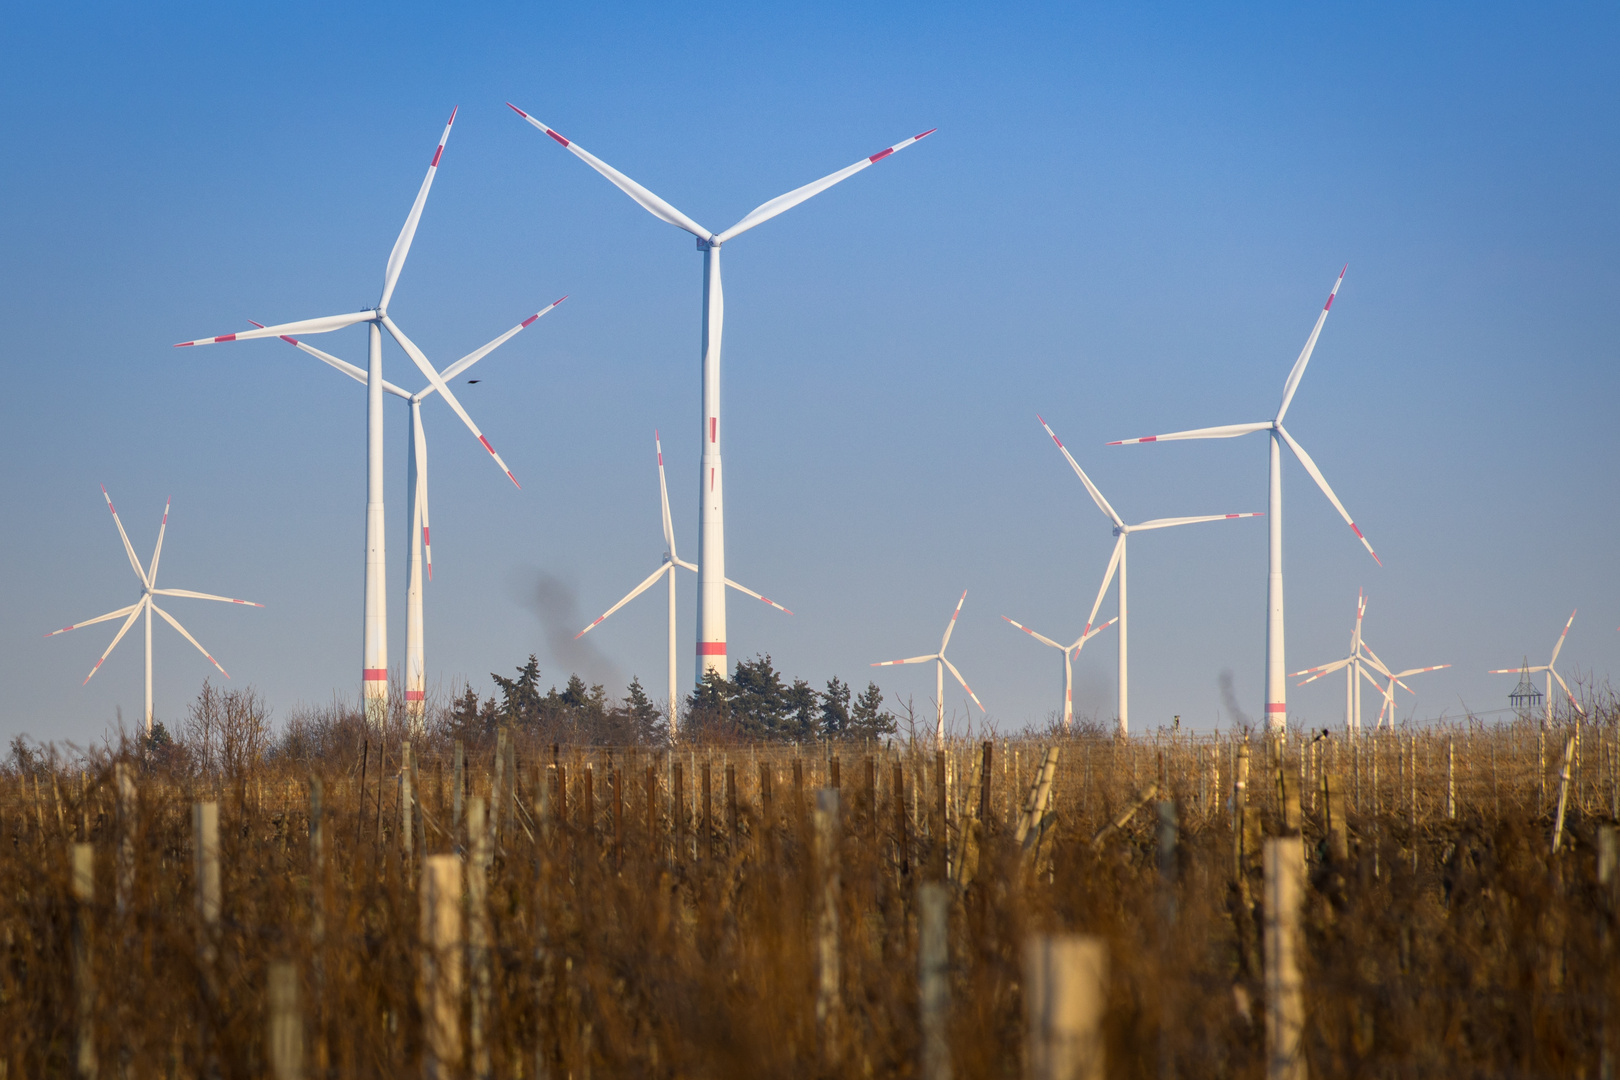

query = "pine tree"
684;669;733;740
819;677;852;739
491;655;544;728
625;677;665;745
848;681;898;740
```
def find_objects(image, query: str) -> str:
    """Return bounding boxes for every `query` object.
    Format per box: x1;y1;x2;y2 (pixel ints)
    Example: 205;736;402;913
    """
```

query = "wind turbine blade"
251;323;411;398
151;589;264;607
46;603;140;638
940;656;986;713
1296;659;1353;687
1488;665;1548;675
1036;416;1124;527
1394;664;1450;680
1129;511;1264;531
414;404;432;581
1359;642;1395;678
656;430;677;561
508;104;714;239
1071;615;1119;654
380;108;457;312
151;603;229;678
147;497;171;585
383;316;520;488
576;564;670;639
1276;424;1380;565
175;311;374;348
724;578;793;615
673;557;698;573
1275;265;1346;423
101;486;148;587
1549;609;1577;667
872;655;938;667
1002;615;1062;651
435;297;569;386
713;127;936;245
1082;536;1125;637
1107;421;1271;446
940;590;968;653
82;599;146;684
1549;667;1587;716
1292;657;1351;678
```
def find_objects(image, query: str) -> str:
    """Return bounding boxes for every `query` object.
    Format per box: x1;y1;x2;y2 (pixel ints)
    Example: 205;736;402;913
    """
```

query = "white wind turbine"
1489;610;1587;727
1365;661;1451;729
574;430;793;739
177;109;521;724
47;488;262;733
254;297;566;726
1108;267;1379;732
1001;614;1117;731
1039;416;1263;735
1291;590;1373;731
872;591;986;746
509;103;932;683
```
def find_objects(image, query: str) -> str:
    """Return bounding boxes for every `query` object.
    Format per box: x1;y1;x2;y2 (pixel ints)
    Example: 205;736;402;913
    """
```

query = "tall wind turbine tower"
510;105;933;680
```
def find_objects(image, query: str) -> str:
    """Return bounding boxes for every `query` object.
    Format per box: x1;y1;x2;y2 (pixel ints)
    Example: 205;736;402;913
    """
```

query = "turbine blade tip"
447;105;458;124
506;102;528;117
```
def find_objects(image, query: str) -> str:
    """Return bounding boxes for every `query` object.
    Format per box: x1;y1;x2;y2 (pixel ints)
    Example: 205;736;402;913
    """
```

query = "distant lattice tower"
1509;657;1543;718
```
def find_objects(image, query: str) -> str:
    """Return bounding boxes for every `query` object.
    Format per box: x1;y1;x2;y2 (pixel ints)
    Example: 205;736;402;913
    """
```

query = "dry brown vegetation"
3;696;1619;1078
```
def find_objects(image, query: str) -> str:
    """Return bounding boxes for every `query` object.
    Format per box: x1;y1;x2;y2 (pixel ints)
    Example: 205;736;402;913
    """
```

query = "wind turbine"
574;431;792;739
1293;591;1448;730
254;297;566;727
872;590;986;746
176;109;520;724
1001;614;1117;730
1108;267;1379;732
1039;416;1262;735
47;488;262;733
1291;590;1372;731
1490;610;1586;727
509;103;933;682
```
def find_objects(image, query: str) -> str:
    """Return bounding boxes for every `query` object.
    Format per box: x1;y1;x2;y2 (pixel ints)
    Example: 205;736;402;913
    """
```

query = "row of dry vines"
3;711;1620;1078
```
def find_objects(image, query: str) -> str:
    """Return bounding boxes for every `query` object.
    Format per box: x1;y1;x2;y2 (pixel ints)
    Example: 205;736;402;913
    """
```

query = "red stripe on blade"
868;147;894;163
431;146;443;167
710;417;717;443
479;435;494;455
215;334;237;343
547;130;570;147
506;103;528;118
521;314;539;327
1140;436;1157;442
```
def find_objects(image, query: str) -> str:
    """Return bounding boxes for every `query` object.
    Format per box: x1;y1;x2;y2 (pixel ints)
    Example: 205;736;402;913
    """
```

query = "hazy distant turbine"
872;590;985;746
46;488;262;732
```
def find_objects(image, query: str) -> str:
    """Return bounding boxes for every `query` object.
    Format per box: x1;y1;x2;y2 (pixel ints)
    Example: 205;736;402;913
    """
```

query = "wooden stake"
917;882;951;1080
115;763;134;917
1023;935;1108;1080
814;788;842;1062
1553;734;1577;854
267;960;303;1080
467;798;492;1080
71;842;97;1080
1263;837;1305;1080
418;855;463;1080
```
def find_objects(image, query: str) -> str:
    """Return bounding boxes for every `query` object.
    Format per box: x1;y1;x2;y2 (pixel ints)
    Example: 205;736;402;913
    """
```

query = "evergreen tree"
819;677;852;739
625;677;666;745
491;655;544;728
684;669;733;740
732;654;790;739
785;678;819;741
848;681;898;740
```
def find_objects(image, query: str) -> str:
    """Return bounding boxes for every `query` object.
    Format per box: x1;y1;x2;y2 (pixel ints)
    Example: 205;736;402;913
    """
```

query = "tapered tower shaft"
364;321;388;724
1265;430;1286;731
404;399;425;728
695;242;728;680
144;598;153;733
1117;538;1129;735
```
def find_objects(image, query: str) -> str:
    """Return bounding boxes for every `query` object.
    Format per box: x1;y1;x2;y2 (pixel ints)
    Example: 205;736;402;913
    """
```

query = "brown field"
4;696;1618;1078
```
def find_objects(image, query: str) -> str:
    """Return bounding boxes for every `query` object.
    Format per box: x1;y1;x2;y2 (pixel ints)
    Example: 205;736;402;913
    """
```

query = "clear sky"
3;1;1616;747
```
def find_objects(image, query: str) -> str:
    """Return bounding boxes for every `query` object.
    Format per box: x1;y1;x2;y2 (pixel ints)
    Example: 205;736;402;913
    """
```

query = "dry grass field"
3;692;1618;1078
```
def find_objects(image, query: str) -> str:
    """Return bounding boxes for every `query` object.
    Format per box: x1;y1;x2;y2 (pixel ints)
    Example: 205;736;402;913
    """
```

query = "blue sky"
3;2;1616;745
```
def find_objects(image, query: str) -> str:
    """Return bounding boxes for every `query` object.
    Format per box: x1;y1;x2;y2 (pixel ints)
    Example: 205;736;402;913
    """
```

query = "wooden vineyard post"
193;802;221;959
419;855;463;1080
759;763;775;861
933;750;948;880
71;842;97;1080
917;882;951;1080
1263;837;1306;1080
1324;767;1348;864
814;788;842;1063
308;776;328;1074
115;762;135;917
894;762;910;878
672;761;685;864
267;960;303;1080
452;740;465;849
467;797;493;1080
613;767;625;864
726;763;739;847
400;741;415;873
864;757;877;841
1447;735;1456;820
1023;935;1108;1080
1553;734;1577;854
701;762;713;862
